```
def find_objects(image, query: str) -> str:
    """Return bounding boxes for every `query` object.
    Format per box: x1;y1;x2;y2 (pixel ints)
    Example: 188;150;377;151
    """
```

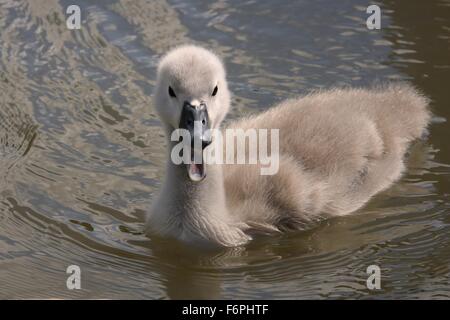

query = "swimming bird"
145;45;430;247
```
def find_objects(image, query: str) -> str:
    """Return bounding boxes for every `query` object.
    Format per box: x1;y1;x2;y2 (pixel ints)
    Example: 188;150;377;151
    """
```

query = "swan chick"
146;45;430;247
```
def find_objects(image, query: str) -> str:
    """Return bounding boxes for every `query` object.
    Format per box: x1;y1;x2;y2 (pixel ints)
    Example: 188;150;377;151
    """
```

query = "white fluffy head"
154;45;230;130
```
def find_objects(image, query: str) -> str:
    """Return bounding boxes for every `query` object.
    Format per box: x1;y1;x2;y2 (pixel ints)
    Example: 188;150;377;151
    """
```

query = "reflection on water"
0;0;449;299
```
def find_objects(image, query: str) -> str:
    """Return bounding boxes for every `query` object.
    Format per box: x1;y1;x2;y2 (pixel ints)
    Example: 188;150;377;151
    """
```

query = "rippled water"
0;0;449;299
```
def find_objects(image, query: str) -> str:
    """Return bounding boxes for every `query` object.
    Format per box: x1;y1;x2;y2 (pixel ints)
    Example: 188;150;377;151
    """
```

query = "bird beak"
178;101;212;181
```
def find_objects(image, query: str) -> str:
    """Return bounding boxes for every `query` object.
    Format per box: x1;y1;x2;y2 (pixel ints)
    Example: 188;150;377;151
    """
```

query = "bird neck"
147;125;250;247
164;139;228;216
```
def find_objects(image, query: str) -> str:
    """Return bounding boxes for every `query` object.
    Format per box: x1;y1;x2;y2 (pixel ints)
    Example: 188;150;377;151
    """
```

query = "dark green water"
0;0;449;299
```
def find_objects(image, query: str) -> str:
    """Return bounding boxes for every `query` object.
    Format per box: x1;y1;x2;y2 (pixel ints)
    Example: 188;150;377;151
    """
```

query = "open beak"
179;101;212;181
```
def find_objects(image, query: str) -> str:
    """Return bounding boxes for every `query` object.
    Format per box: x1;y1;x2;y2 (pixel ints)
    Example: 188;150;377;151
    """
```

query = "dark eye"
212;85;218;96
168;86;176;98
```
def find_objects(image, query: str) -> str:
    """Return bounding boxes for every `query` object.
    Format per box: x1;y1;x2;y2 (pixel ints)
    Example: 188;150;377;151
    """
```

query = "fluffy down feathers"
146;45;430;247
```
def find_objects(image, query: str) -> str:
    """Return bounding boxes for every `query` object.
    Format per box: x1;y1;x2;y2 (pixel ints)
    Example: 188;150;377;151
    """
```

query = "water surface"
0;0;449;299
